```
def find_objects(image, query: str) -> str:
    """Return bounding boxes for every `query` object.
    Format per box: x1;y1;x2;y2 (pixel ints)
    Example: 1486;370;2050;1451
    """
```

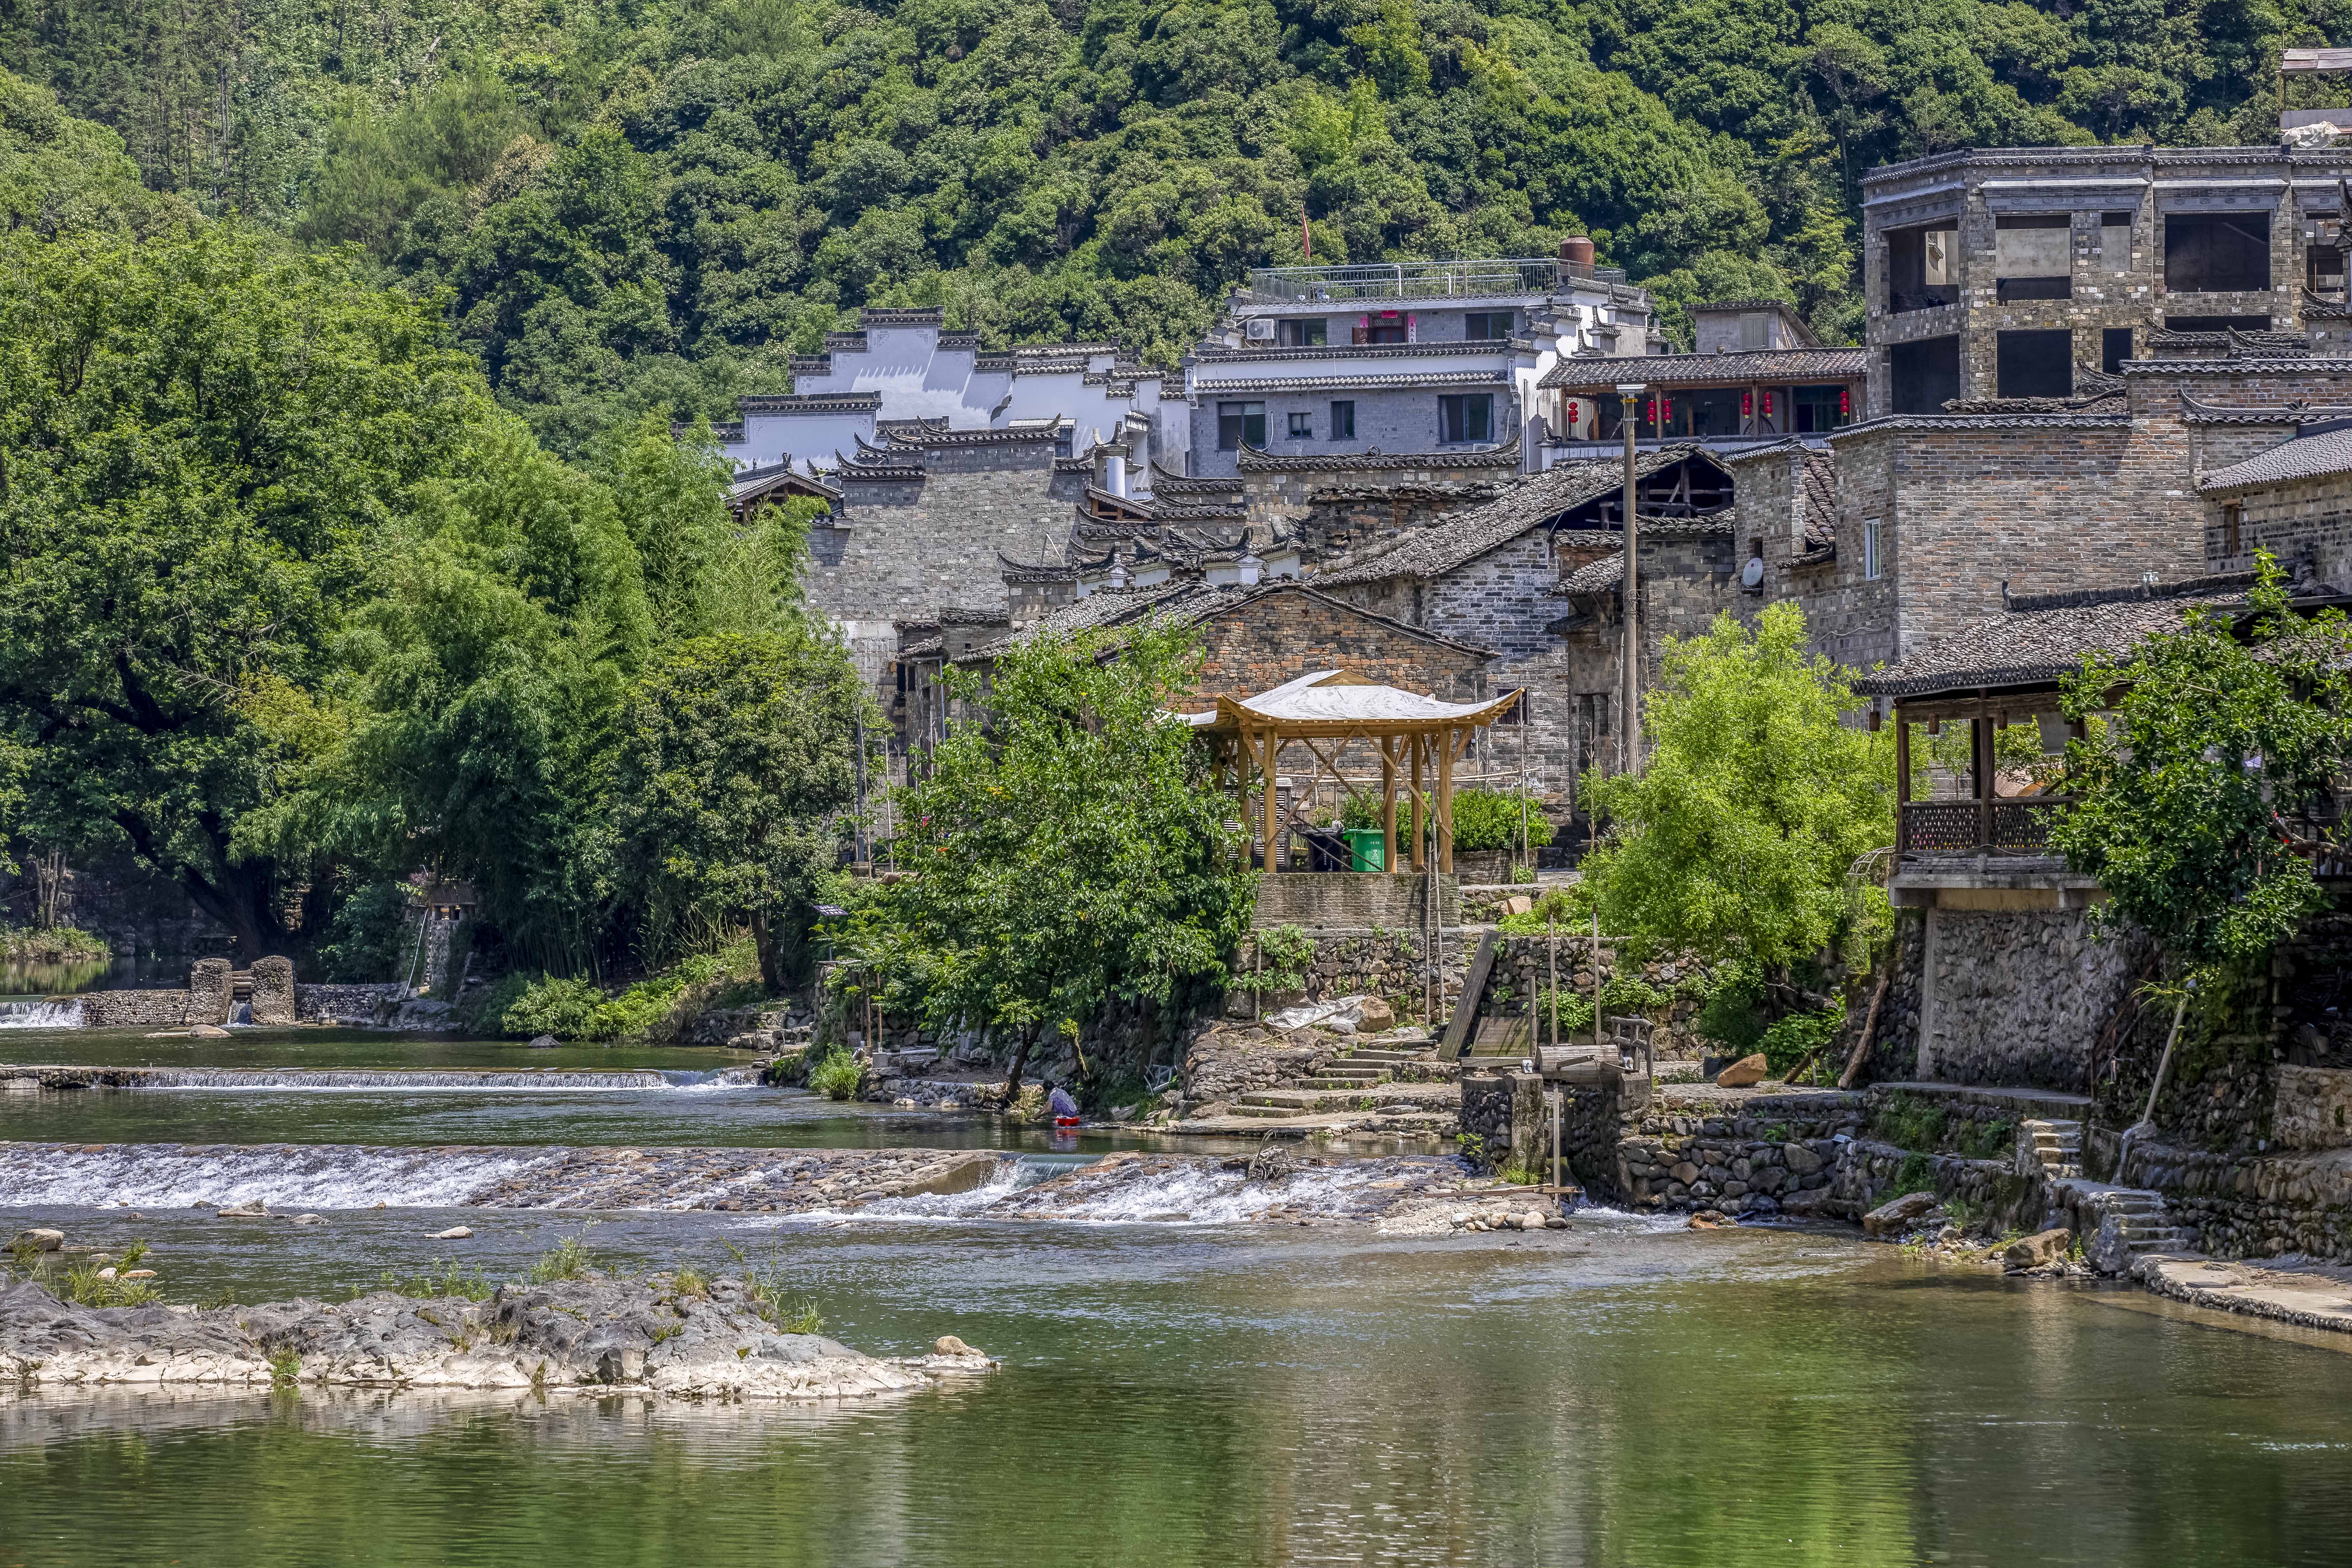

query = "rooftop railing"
1240;258;1625;303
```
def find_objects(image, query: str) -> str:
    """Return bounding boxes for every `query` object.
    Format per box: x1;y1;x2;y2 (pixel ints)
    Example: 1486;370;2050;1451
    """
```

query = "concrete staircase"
2065;1181;2198;1263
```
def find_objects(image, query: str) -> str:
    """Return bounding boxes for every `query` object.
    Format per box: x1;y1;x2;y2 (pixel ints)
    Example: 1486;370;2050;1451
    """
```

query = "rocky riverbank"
0;1273;993;1399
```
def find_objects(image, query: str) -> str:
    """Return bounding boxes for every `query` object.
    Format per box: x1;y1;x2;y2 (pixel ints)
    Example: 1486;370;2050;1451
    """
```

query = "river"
5;1025;2352;1566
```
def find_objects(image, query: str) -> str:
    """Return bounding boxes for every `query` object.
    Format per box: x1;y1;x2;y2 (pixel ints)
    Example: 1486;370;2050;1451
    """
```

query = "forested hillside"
4;0;2340;451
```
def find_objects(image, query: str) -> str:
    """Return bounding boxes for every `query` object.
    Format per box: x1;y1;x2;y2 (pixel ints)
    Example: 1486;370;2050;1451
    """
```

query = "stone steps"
1233;1085;1454;1117
2020;1118;2084;1181
2059;1178;2197;1267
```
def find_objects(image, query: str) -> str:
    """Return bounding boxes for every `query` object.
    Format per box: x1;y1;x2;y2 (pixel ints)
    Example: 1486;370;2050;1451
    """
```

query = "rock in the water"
14;1229;63;1252
434;1226;474;1240
0;1273;976;1401
1522;1209;1549;1231
2003;1227;2073;1269
189;1024;231;1039
934;1335;971;1356
216;1200;268;1218
288;1213;328;1227
527;1035;559;1050
1861;1191;1938;1237
1714;1054;1769;1088
1687;1210;1727;1230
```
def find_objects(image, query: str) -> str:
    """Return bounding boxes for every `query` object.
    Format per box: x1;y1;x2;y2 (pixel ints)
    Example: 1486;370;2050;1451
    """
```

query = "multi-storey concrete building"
1180;246;1662;480
1861;145;2352;414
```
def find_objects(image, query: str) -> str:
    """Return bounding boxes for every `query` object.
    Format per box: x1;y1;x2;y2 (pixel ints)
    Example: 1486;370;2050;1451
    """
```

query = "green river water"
4;1025;2352;1566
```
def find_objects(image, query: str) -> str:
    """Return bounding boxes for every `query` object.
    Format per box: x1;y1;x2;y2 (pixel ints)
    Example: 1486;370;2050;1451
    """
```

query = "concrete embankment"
0;1274;993;1399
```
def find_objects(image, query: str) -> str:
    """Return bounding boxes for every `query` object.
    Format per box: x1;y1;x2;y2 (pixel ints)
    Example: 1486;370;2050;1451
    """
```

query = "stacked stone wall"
1914;905;2141;1090
1194;589;1488;702
78;959;233;1029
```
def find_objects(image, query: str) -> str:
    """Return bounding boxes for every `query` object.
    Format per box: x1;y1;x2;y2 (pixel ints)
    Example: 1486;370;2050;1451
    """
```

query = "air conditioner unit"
1244;317;1276;342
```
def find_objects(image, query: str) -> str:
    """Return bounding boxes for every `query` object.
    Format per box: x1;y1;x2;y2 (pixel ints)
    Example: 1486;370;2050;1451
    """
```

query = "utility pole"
1616;382;1646;777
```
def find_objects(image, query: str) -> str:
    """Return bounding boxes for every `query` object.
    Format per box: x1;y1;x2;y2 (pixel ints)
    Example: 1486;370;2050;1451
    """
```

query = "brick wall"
2212;469;2352;581
1190;587;1490;704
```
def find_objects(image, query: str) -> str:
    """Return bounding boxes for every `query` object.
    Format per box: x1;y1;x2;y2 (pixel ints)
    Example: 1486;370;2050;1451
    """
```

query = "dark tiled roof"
1236;435;1521;474
1148;462;1244;496
1194;369;1510;394
739;392;883;414
861;307;944;327
1798;445;1836;550
958;582;1493;664
1560;554;1621;593
2120;356;2352;376
1828;410;2132;438
899;637;945;658
2198;423;2352;492
1543;347;1864;389
1314;446;1723;586
1191;341;1520;364
1851;578;2256;697
2175;390;2343;425
883;417;1064;447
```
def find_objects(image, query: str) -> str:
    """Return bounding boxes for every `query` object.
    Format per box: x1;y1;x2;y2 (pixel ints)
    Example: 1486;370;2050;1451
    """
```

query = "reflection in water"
3;1214;2352;1566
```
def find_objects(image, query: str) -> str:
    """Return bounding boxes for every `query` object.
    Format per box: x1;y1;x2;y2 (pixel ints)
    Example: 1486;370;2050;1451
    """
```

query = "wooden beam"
1262;727;1281;873
1410;733;1426;872
1437;723;1456;874
1381;737;1398;875
1440;931;1499;1059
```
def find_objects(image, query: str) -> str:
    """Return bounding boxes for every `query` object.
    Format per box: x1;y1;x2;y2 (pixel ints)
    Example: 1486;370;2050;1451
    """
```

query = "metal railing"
1898;796;2072;856
1240;258;1624;303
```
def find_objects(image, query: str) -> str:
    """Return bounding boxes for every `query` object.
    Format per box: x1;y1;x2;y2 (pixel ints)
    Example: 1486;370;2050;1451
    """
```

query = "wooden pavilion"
1182;670;1522;874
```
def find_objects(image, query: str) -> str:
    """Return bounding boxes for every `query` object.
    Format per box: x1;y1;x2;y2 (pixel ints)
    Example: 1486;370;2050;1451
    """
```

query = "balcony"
1240;258;1624;304
1898;796;2071;858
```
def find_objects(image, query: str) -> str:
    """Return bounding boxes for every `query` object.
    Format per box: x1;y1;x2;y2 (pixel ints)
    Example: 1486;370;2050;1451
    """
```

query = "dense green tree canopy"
7;0;2341;452
845;619;1254;1094
2055;561;2352;973
1579;603;1895;971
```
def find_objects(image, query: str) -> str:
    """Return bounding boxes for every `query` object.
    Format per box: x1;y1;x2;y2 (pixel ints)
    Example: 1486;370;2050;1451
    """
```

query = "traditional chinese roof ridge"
1013;358;1092;376
937;605;1012;625
1851;581;2253;697
1192;340;1523;365
1828;410;2133;438
2177;390;2352;425
1313;446;1722;586
788;355;831;375
860;306;944;326
1943;391;2127;415
1541;346;1865;389
938;332;981;349
1149;462;1244;495
681;419;749;443
2305;288;2352;320
824;332;868;351
881;416;1066;447
728;462;842;506
1309;481;1511;503
2147;327;2312;357
2198;423;2352;493
738;391;884;414
2120;356;2352;376
1236;435;1522;475
1861;144;2352;186
835;443;926;479
1195;369;1512;396
960;582;1496;665
2003;572;2258;614
1052;455;1095;472
899;636;945;658
1143;502;1251;523
996;551;1080;583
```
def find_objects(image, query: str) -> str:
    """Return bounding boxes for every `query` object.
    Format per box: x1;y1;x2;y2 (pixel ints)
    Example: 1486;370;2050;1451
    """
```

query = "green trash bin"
1342;828;1386;872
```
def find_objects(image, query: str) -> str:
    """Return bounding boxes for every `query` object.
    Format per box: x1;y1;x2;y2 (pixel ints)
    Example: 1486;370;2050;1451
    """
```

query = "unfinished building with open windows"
1863;145;2352;414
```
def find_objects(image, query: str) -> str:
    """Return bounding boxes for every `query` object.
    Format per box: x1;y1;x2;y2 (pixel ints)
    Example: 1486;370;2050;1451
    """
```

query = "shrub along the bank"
470;938;764;1042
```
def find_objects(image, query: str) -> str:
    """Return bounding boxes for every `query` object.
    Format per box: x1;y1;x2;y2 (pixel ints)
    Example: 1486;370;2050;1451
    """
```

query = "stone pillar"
1507;1070;1547;1178
187;959;234;1026
248;955;297;1026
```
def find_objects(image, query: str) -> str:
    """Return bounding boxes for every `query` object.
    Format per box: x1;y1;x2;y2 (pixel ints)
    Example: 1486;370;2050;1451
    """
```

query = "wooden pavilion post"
1972;712;1993;851
1380;737;1399;874
1436;724;1456;874
1894;707;1911;855
1233;737;1252;864
1262;727;1282;872
1410;733;1426;872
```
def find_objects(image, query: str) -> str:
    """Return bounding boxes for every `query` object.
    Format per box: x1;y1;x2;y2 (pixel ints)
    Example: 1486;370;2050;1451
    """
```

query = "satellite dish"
1740;556;1765;589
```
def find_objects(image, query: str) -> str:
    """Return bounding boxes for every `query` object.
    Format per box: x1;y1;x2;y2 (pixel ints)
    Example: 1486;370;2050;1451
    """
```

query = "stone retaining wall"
1251;873;1459;932
2123;1138;2352;1259
294;983;407;1026
1914;905;2139;1091
77;959;233;1029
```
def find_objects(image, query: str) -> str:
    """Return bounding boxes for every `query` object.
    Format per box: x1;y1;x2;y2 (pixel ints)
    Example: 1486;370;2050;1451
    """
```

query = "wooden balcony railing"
1897;796;2072;857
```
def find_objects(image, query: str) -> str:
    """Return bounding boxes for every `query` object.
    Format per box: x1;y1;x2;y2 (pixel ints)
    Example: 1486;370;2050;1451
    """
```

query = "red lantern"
1762;391;1774;418
1644;398;1656;424
1567;399;1580;424
1838;387;1851;417
1660;397;1673;422
1740;391;1753;419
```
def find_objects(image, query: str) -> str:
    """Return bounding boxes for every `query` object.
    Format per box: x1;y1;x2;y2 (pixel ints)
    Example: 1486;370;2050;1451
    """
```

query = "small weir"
0;1065;762;1092
0;999;83;1030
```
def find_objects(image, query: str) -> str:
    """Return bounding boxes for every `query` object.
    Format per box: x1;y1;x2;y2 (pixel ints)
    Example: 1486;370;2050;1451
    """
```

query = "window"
1995;329;2073;399
1740;312;1769;350
2221;501;2243;558
1791;385;1848;433
1438;394;1493;443
1464;311;1514;340
1993;214;2071;301
2102;327;2135;374
1330;400;1355;439
1357;312;1408;344
1863;519;1883;581
2164;211;2271;294
1886;223;1958;313
1890;336;1960;415
1276;318;1328;347
2101;211;2135;273
1287;411;1314;438
1681;387;1744;437
1217;401;1266;450
2164;314;2272;333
